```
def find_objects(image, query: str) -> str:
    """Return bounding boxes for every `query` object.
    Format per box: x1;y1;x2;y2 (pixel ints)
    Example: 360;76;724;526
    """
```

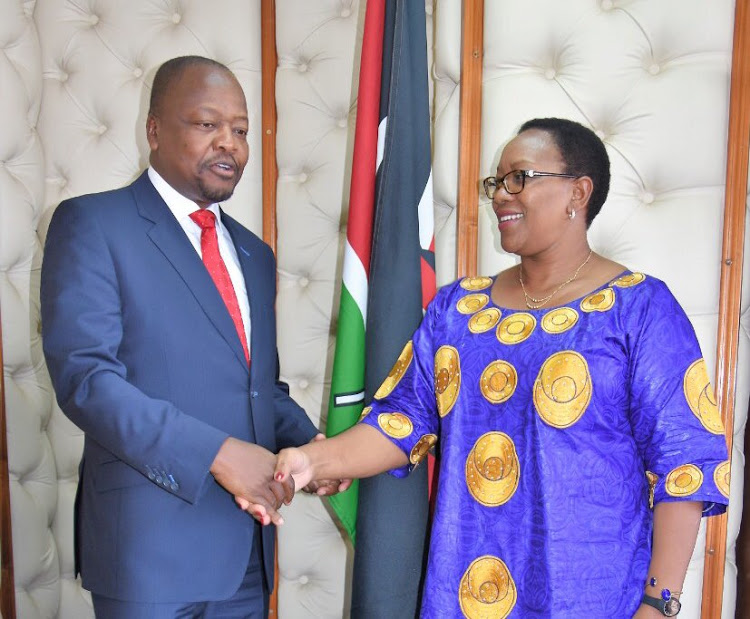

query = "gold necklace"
518;250;593;310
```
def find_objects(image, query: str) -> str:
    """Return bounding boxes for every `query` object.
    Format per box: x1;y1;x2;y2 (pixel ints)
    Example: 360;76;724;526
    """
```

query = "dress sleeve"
358;287;447;477
627;281;729;516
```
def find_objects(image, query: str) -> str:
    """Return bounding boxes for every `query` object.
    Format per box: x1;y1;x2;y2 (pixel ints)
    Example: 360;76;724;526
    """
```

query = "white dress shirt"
148;167;252;353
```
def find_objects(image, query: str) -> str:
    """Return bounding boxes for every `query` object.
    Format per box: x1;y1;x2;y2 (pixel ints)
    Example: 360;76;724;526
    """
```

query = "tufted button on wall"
133;67;143;78
96;125;107;135
594;129;606;141
648;63;661;75
544;68;556;80
299;379;309;390
298;276;310;288
298;62;309;73
641;192;655;205
172;12;182;24
337;117;348;128
340;8;351;18
298;172;308;183
601;0;614;9
298;575;309;585
88;14;99;26
59;72;69;83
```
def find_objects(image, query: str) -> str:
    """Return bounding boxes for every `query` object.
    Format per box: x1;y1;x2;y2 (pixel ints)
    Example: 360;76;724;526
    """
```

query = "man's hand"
210;437;294;526
301;434;353;496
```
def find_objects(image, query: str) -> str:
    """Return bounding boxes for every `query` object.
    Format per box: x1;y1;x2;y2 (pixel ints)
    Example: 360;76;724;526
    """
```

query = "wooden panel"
262;0;278;254
701;0;750;616
456;0;484;278
260;2;280;616
0;306;16;619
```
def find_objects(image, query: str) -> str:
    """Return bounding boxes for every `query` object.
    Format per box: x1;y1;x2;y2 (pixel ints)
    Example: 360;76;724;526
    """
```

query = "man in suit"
41;55;319;618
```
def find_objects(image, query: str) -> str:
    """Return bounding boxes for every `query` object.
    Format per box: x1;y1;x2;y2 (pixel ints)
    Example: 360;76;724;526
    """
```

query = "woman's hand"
301;434;353;496
275;445;315;490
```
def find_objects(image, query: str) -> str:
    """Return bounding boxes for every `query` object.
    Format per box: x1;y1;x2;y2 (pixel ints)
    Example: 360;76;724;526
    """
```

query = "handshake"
210;433;352;527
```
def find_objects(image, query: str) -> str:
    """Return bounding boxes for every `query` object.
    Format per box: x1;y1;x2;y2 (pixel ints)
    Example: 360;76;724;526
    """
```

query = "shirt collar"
147;167;222;223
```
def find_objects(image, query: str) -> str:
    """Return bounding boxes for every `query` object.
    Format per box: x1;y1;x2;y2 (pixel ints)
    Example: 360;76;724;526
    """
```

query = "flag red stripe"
345;0;386;274
420;254;436;310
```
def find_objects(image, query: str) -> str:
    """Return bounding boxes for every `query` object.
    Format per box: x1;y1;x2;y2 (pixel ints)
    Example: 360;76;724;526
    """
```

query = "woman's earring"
568;209;576;220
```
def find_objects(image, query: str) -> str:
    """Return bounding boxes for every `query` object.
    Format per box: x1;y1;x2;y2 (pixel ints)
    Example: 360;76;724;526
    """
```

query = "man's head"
147;56;249;208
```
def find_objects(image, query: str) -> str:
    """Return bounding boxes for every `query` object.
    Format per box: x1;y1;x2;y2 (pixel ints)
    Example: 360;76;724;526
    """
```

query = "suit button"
251;391;259;398
155;475;163;484
146;466;156;481
170;483;179;491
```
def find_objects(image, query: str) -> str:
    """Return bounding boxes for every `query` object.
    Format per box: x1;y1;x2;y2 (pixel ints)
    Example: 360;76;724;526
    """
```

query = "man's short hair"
149;56;232;116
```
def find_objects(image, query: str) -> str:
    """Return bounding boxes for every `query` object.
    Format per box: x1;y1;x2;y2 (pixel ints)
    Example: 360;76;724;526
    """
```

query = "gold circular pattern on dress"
460;276;493;291
465;432;520;506
457;294;490;315
496;313;536;345
410;434;438;465
665;464;703;497
580;287;615;313
459;555;517;619
468;308;502;334
541;307;579;334
533;351;592;428
714;460;730;498
479;361;518;404
434;346;461;417
377;412;414;439
612;272;646;288
359;406;372;422
374;341;413;400
683;359;724;435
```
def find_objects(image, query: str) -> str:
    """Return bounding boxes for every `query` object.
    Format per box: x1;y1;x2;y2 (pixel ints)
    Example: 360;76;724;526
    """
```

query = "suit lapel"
221;212;263;367
221;212;269;444
131;173;249;371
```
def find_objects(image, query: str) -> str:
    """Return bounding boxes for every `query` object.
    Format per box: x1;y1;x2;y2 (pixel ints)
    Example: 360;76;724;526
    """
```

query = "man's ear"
146;113;159;151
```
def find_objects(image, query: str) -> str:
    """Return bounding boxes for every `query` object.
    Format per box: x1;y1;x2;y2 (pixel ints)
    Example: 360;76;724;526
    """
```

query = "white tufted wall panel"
273;2;435;616
3;1;266;617
274;1;360;616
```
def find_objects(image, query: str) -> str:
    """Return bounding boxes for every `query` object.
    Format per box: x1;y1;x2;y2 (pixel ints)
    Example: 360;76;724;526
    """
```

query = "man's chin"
198;182;238;205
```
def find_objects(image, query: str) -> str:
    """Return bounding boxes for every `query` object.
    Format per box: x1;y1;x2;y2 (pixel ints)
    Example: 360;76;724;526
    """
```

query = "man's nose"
214;124;237;150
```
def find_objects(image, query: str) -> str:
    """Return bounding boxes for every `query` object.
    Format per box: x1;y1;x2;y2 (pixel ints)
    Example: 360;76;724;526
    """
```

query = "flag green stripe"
326;285;367;542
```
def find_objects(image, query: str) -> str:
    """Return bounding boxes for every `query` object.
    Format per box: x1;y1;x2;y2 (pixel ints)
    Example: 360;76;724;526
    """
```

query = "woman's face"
492;129;578;257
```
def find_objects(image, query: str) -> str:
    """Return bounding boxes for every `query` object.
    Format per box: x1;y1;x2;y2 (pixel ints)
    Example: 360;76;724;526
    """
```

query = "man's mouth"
207;160;237;178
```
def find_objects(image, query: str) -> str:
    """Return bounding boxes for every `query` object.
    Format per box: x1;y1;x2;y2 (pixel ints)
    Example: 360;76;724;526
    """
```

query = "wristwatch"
641;592;681;616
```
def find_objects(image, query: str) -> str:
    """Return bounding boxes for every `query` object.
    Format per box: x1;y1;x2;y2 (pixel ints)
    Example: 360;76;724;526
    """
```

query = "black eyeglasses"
482;169;579;199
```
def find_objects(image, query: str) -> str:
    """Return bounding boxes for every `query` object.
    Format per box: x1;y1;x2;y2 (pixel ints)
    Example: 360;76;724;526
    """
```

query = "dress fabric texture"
360;272;730;618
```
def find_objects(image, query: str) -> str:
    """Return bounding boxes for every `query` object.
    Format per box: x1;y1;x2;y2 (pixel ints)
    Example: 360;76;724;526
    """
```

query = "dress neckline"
486;268;632;313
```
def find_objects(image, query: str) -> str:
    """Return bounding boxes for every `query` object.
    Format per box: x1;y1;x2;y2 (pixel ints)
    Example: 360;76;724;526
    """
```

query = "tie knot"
190;209;216;230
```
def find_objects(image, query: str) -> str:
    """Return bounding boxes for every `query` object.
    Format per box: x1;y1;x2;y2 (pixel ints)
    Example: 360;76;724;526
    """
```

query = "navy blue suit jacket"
41;172;318;603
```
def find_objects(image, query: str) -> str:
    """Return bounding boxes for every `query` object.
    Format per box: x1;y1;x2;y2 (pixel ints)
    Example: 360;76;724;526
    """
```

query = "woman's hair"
518;118;610;226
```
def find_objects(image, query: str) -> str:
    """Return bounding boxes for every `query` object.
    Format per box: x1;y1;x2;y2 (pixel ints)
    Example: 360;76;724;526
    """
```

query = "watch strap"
641;593;681;616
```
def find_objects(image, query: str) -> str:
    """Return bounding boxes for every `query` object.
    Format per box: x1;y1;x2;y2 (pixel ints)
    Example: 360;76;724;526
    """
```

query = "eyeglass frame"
482;169;580;199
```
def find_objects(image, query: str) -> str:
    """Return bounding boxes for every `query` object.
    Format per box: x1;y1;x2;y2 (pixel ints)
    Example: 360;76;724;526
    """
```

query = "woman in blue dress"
272;118;730;618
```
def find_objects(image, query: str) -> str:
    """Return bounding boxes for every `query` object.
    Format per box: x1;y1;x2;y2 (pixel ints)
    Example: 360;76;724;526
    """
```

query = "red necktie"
190;209;250;364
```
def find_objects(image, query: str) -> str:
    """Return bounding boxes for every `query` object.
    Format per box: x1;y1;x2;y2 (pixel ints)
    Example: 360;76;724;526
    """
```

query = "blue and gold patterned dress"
360;272;729;618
